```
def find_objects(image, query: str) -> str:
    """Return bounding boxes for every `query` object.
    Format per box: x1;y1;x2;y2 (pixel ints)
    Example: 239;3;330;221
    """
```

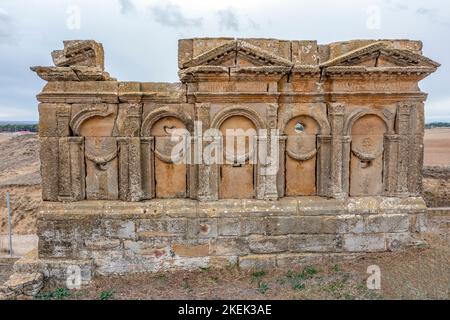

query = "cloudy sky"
0;0;449;122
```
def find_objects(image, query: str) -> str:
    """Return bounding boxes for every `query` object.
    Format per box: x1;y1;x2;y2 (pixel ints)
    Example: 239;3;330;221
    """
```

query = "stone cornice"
37;91;119;104
323;66;436;77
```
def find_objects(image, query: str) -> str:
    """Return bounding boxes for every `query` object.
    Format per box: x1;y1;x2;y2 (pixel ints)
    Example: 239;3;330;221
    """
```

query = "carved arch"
140;107;194;200
70;104;116;136
141;107;194;136
344;108;394;136
209;106;267;200
210;105;267;130
348;112;389;196
279;111;331;136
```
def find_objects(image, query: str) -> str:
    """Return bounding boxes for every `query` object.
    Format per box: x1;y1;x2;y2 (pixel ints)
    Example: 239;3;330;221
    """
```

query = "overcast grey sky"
0;0;449;122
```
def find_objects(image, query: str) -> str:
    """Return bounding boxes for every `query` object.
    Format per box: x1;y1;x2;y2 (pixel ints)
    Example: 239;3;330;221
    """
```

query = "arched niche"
69;104;119;200
284;115;320;196
210;106;266;200
78;114;116;137
70;104;117;137
219;115;257;199
349;114;388;196
150;116;188;198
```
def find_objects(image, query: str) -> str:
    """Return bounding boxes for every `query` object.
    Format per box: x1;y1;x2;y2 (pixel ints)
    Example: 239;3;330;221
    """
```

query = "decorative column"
328;103;346;198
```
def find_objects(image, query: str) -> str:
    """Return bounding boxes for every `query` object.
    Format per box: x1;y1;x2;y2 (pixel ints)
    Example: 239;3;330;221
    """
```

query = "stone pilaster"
383;134;400;195
188;136;198;199
58;137;85;201
114;102;142;137
328;103;346;198
39;137;59;201
196;103;216;201
317;134;332;197
261;104;279;200
140;137;154;199
118;137;143;201
276;135;287;198
341;135;351;195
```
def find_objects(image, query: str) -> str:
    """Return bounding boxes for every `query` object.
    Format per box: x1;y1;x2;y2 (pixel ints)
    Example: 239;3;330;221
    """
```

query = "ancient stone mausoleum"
28;38;439;279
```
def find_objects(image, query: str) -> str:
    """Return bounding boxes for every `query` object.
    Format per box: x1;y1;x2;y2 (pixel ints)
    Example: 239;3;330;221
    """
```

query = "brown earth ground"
0;131;449;299
424;128;450;166
0;133;40;235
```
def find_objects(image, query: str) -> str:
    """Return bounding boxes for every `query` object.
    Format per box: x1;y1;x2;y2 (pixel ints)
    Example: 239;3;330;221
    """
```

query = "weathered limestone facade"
30;38;439;277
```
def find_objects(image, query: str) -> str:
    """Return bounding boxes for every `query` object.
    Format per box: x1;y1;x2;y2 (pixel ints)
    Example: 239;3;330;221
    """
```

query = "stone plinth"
35;197;425;275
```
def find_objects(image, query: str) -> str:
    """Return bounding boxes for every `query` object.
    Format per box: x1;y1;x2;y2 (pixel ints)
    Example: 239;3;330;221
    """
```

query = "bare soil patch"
0;133;41;235
424;128;450;166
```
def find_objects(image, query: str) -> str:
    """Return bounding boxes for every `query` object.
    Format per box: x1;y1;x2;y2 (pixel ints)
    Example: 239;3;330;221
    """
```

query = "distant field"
424;128;450;166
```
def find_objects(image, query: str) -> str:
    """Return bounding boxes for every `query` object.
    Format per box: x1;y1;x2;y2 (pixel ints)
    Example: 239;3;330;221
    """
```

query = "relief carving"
32;38;439;202
349;114;387;196
70;104;117;136
85;137;119;200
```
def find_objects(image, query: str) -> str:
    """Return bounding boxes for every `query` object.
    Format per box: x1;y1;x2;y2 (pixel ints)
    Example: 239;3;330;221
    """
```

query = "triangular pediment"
321;42;440;68
182;40;293;68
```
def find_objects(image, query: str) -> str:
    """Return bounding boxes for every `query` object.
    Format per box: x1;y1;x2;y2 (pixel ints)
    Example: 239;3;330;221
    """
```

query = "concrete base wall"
31;197;427;276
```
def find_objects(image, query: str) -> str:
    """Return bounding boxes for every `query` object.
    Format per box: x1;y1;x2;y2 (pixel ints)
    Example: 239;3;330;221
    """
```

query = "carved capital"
328;103;345;116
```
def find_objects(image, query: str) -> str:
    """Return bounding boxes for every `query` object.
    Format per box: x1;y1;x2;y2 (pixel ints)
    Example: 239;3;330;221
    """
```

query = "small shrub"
303;266;318;277
99;290;114;300
257;282;269;294
182;280;192;292
156;273;168;282
199;266;211;272
332;264;341;272
292;283;305;291
251;270;267;282
34;287;71;300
